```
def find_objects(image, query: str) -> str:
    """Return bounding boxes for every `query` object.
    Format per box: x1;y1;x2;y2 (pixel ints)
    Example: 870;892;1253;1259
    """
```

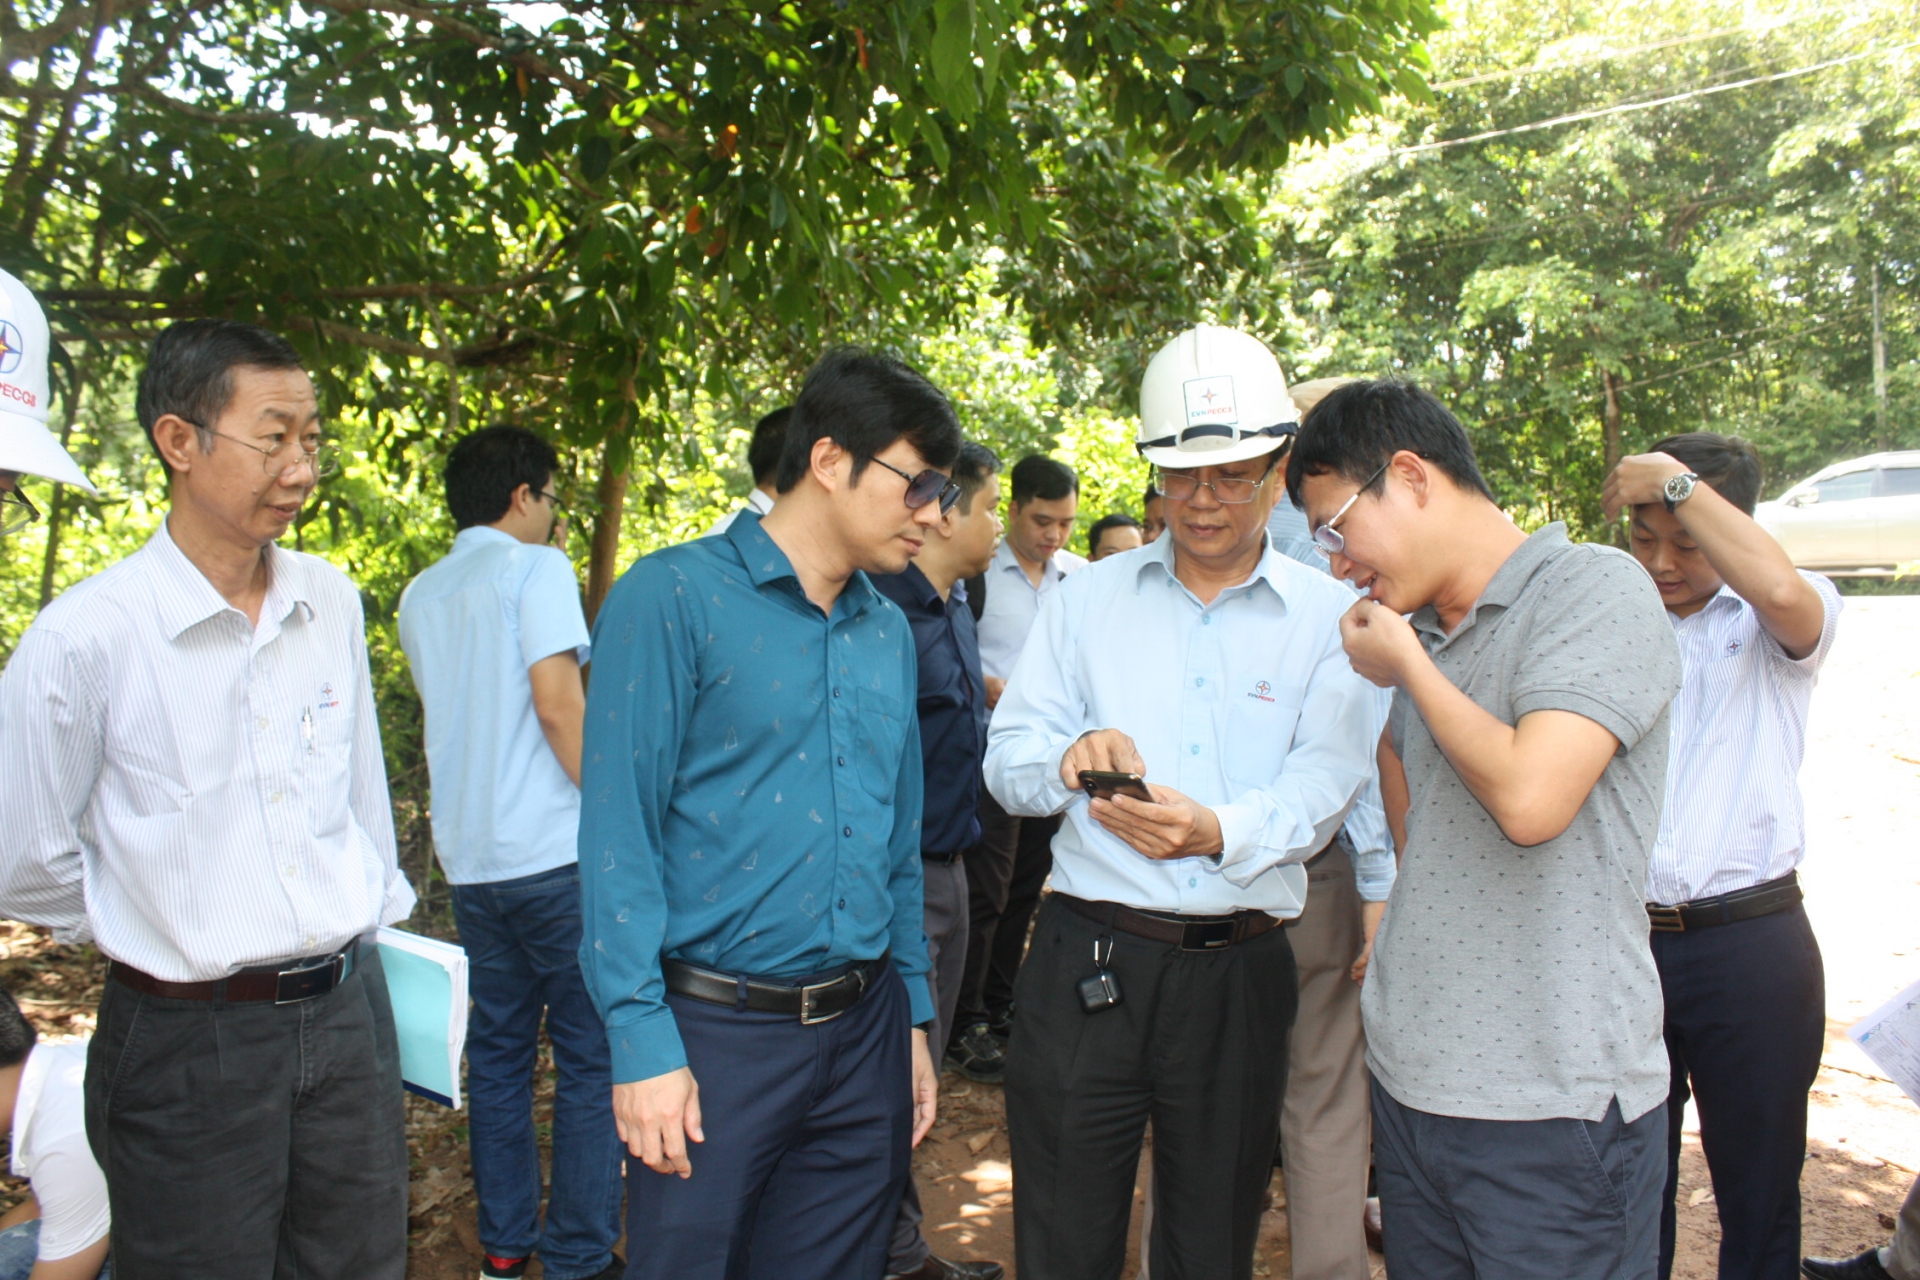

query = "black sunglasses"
868;457;962;514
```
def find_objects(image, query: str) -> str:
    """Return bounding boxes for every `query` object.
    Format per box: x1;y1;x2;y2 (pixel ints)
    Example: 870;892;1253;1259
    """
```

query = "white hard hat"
1136;324;1298;469
0;268;95;494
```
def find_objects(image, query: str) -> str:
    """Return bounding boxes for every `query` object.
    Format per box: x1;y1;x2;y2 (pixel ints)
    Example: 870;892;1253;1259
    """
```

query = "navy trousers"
1650;903;1826;1280
626;962;913;1280
1371;1079;1666;1280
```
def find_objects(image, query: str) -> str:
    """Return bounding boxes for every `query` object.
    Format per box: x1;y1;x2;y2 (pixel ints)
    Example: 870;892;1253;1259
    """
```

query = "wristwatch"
1662;471;1699;513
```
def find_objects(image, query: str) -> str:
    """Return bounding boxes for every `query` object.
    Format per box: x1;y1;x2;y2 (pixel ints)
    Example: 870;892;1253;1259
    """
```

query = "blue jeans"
452;863;622;1280
0;1221;110;1280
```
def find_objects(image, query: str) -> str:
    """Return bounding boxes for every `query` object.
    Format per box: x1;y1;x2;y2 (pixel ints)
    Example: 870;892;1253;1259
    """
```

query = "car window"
1814;471;1876;503
1879;467;1920;497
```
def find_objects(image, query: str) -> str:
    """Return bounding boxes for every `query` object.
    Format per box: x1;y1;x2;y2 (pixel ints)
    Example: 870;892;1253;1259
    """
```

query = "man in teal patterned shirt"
579;347;963;1279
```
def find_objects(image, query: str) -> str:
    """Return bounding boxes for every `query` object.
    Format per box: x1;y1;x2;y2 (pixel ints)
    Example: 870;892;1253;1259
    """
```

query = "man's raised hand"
1340;599;1424;689
614;1067;704;1178
1090;783;1224;861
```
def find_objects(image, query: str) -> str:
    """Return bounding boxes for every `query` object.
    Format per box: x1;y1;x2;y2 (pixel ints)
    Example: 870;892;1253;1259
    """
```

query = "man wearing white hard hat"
0;268;97;540
984;325;1378;1279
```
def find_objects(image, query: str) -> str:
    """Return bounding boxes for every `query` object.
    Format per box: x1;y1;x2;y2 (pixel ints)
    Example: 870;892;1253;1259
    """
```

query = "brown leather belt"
1056;893;1285;951
110;936;365;1004
1646;871;1802;933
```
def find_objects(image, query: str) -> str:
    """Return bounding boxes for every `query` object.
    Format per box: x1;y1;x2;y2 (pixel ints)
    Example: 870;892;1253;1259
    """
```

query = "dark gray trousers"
887;855;972;1274
84;947;409;1280
1371;1077;1665;1280
1006;895;1297;1280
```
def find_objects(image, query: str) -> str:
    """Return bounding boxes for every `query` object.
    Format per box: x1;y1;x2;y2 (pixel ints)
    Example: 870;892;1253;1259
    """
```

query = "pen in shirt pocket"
301;707;314;754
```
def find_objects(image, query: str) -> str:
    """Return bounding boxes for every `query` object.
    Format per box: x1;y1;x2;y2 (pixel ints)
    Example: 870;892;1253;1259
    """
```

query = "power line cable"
1429;18;1802;91
1394;39;1920;157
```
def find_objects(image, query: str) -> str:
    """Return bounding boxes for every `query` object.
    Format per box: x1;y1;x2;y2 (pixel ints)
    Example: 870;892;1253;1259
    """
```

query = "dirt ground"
2;596;1916;1278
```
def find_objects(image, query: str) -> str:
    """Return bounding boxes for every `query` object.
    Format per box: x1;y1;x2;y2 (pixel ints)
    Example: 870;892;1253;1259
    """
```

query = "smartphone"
1078;770;1152;803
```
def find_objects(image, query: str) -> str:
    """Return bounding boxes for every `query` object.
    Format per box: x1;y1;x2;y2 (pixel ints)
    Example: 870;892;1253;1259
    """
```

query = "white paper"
1849;975;1920;1108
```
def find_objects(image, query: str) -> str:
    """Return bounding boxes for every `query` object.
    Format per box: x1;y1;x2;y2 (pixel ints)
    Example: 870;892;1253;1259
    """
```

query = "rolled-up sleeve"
0;628;101;940
983;590;1084;820
578;559;702;1084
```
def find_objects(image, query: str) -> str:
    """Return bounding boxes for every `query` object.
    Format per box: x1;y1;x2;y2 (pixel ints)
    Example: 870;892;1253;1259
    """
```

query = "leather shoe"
1802;1249;1894;1280
885;1256;1006;1280
944;1022;1006;1084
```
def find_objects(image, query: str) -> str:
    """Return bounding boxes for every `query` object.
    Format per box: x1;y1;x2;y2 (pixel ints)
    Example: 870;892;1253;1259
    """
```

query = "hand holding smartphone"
1078;770;1153;804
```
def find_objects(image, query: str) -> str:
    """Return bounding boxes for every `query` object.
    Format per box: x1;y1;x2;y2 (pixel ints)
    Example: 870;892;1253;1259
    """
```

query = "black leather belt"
922;849;964;865
663;953;888;1025
1056;893;1285;951
111;936;364;1004
1646;871;1802;933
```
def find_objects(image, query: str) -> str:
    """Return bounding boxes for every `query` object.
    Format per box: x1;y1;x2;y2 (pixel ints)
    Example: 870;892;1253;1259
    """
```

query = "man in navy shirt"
873;442;1006;1280
579;348;963;1280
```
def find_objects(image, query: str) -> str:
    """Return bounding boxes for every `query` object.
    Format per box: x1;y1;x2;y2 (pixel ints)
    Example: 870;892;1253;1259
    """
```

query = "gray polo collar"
1412;522;1570;644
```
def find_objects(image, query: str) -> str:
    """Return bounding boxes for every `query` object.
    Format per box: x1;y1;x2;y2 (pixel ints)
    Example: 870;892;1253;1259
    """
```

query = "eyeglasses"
1152;462;1275;504
184;421;339;480
0;486;40;536
535;489;567;513
1312;461;1391;558
868;456;962;514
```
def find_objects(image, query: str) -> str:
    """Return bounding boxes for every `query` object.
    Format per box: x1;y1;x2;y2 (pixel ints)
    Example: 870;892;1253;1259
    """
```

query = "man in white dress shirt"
0;319;416;1279
1604;434;1840;1280
704;406;787;536
984;326;1377;1280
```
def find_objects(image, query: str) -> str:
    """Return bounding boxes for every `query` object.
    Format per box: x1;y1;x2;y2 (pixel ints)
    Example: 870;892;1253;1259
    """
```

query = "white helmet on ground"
1136;324;1298;470
0;268;95;494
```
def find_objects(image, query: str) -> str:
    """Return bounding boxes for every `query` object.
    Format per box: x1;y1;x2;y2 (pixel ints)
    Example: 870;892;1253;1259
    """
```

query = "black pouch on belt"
1077;934;1124;1013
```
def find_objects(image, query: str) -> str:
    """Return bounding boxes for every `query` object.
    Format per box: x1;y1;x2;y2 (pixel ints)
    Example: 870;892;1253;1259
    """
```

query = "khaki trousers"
1135;847;1374;1280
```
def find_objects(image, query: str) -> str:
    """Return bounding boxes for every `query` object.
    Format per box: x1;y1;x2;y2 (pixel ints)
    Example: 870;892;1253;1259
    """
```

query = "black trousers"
1651;902;1826;1280
84;947;408;1280
1006;896;1297;1280
952;787;1059;1040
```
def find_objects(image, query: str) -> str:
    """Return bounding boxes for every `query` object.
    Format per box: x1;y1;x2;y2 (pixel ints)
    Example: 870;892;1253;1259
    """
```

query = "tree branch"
306;0;594;97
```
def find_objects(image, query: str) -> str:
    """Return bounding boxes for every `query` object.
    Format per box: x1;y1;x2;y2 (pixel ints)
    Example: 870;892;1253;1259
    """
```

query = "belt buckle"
1646;904;1686;933
1179;920;1235;951
275;952;344;1005
799;969;861;1025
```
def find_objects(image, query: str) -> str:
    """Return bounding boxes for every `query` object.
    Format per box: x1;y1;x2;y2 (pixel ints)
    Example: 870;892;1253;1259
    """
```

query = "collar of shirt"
449;524;522;556
990;538;1074;588
1411;521;1570;647
149;517;314;644
723;508;885;622
747;487;776;516
1127;524;1295;609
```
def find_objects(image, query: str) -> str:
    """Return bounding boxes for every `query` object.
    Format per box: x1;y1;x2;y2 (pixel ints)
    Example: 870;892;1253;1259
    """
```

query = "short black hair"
1088;512;1143;554
0;989;36;1070
1010;455;1078;505
1286;379;1494;508
136;319;306;475
1648;432;1762;515
952;441;1002;514
747;407;791;487
775;348;962;493
444;423;561;530
1143;483;1163;509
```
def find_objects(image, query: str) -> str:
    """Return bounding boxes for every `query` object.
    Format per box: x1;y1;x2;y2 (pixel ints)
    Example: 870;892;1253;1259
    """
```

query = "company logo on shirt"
317;682;342;711
1248;680;1275;703
1183;375;1238;426
0;320;23;375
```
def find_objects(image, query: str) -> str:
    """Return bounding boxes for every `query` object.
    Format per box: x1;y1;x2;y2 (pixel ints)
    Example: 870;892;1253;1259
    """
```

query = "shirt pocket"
303;710;355;835
852;686;911;804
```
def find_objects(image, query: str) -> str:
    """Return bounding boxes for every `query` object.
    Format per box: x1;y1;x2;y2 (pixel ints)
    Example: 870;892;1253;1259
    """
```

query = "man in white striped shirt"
1604;433;1842;1280
0;319;417;1280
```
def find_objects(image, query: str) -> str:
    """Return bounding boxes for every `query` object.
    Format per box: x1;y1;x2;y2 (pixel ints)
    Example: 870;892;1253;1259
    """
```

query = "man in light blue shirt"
398;424;621;1280
984;326;1378;1279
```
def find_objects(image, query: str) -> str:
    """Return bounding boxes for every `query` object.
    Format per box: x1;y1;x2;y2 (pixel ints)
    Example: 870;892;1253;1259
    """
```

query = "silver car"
1754;450;1920;571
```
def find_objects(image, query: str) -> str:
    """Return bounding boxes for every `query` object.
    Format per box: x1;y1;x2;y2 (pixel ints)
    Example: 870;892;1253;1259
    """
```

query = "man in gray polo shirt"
1288;380;1682;1280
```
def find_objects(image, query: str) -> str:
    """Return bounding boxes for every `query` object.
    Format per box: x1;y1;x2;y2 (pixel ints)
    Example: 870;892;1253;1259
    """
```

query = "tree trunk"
1602;368;1623;475
585;425;633;625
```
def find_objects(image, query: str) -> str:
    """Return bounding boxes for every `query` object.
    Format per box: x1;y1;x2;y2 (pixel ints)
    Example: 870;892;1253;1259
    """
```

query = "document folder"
377;927;469;1108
